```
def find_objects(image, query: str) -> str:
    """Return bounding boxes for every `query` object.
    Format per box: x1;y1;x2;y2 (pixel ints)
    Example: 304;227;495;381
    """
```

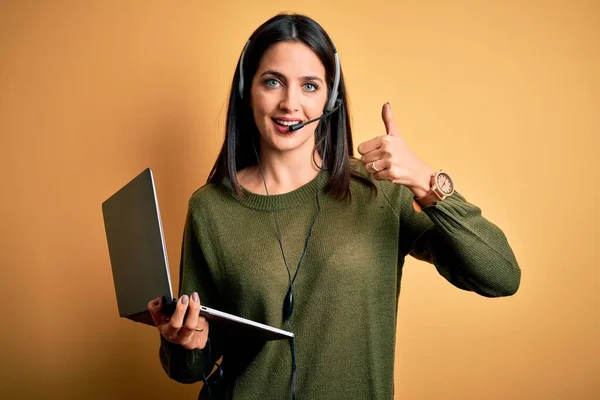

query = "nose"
279;85;301;113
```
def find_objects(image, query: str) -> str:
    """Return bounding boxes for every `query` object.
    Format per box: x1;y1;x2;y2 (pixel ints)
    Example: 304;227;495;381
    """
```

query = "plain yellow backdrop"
1;1;598;399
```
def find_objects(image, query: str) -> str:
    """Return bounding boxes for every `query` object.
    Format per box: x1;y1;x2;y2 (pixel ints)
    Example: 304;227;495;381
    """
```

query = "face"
249;41;329;159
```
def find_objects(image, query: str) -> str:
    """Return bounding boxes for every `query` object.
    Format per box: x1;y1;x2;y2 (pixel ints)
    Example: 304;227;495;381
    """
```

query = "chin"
263;130;316;154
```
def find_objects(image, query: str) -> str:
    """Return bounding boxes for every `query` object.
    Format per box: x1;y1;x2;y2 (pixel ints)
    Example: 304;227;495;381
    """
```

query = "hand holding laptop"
103;168;293;341
148;292;209;350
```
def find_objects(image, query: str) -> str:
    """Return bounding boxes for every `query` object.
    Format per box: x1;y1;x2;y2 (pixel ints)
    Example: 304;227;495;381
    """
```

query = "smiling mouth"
272;118;302;127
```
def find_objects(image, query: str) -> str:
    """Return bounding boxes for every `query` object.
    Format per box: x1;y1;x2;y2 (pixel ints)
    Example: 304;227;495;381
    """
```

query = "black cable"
252;120;330;400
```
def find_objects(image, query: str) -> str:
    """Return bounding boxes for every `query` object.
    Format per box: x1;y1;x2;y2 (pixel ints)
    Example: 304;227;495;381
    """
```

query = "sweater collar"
222;170;330;211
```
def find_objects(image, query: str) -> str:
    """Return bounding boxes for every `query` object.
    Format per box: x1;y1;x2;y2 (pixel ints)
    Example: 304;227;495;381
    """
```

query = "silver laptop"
101;168;293;341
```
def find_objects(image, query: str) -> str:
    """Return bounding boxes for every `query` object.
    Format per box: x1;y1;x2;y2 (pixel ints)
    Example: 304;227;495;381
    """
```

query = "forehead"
257;41;325;79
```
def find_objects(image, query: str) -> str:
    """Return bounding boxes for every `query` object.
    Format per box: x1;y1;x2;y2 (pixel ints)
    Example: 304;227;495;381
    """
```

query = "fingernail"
387;102;391;109
192;292;199;302
153;297;160;306
181;295;188;305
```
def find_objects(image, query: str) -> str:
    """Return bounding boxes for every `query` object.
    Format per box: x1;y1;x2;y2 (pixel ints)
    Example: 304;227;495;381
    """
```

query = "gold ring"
371;161;380;172
195;328;204;332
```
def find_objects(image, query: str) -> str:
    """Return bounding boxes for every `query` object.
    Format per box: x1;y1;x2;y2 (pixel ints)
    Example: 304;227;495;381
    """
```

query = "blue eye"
303;82;318;92
264;78;280;88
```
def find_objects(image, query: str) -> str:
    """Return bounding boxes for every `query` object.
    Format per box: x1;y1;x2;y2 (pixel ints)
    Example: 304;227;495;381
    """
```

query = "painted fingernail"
181;295;189;305
153;297;160;306
192;292;199;302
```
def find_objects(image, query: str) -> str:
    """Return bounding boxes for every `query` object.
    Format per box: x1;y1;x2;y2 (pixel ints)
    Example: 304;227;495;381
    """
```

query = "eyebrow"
260;70;324;83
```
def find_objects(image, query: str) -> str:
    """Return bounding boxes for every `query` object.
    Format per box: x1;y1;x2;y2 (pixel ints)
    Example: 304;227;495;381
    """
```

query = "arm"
159;209;225;383
358;102;520;297
396;186;521;297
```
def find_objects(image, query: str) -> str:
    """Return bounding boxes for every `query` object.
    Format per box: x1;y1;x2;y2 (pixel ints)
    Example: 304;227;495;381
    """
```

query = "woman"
148;12;520;400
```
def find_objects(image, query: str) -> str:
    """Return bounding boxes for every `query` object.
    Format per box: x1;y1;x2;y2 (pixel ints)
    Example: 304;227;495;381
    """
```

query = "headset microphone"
287;99;343;132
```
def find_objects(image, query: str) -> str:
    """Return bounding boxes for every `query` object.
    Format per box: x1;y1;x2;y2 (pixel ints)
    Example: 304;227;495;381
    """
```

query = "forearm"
417;192;521;297
159;335;210;384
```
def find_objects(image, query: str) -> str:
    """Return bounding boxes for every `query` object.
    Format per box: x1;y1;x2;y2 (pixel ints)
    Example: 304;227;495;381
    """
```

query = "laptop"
101;168;294;341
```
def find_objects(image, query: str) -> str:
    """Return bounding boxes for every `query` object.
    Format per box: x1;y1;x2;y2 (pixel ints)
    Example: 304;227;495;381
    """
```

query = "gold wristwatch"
414;170;455;208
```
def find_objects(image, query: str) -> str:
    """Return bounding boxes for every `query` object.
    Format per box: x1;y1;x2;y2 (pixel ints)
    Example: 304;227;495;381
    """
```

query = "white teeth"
274;119;301;127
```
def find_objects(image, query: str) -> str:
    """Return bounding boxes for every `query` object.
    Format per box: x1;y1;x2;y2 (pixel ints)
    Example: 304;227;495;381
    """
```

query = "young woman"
148;12;520;400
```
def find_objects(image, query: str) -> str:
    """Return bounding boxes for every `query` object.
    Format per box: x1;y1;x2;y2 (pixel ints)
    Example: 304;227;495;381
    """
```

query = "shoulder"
187;181;232;214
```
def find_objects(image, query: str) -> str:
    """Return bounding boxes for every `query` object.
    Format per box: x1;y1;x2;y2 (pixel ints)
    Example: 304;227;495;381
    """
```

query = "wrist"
409;166;435;198
413;169;456;211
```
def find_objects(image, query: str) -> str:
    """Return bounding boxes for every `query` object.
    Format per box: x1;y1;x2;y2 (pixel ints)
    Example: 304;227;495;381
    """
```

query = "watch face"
436;172;454;195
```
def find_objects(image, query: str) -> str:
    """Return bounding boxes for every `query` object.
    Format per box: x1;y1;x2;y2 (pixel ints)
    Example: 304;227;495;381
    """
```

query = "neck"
242;149;322;195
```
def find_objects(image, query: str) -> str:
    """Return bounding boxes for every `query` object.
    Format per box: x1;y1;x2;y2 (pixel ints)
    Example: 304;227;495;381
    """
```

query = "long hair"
207;13;374;200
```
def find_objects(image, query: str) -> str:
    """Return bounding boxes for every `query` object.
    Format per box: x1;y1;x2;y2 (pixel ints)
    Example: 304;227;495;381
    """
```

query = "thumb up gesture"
357;103;435;198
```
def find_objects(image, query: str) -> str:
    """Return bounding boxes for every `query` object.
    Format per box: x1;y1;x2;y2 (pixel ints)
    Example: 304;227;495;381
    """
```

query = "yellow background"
1;1;598;399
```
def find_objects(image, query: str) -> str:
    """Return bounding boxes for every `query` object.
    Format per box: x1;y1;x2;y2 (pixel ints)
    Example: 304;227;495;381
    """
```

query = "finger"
192;295;208;339
382;102;399;136
372;166;411;186
197;316;209;333
179;292;201;343
148;296;161;313
366;158;390;174
372;167;394;181
148;297;168;327
184;316;209;350
360;147;388;165
164;294;189;338
357;135;385;156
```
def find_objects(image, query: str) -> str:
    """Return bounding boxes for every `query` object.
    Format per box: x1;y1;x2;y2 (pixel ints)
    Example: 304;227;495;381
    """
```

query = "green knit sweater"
158;164;520;399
